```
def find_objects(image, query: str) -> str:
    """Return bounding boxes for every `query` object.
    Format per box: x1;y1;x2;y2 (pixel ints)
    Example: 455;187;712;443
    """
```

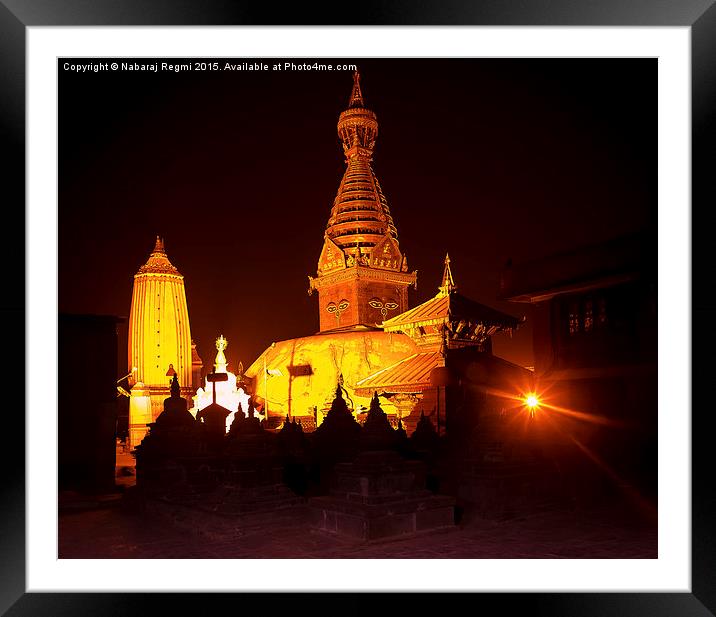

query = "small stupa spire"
214;335;228;373
438;253;457;296
169;373;181;398
348;70;364;108
153;236;165;254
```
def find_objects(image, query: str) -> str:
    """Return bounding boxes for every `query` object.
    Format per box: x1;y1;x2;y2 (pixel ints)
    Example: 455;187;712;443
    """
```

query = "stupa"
190;334;254;433
245;72;420;427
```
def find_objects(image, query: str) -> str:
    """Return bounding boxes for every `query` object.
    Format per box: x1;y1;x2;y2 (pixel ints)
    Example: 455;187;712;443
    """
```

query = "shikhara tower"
309;71;417;332
128;237;196;445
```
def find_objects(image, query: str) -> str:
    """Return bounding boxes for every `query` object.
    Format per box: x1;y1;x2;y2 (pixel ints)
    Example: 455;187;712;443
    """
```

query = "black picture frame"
2;1;711;614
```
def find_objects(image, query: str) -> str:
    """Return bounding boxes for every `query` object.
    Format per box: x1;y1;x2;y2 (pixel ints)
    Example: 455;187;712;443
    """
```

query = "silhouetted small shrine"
359;392;399;451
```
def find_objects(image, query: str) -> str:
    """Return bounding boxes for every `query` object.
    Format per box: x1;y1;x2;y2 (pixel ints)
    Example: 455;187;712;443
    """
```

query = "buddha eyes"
369;298;398;310
326;300;350;313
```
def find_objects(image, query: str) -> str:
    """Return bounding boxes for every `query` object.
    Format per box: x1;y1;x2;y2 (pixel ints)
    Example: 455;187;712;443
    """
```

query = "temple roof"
136;236;182;277
382;290;520;331
380;255;520;349
355;351;442;394
356;347;535;396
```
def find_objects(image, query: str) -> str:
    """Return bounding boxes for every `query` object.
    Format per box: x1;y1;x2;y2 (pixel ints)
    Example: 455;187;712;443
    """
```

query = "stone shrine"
309;388;455;542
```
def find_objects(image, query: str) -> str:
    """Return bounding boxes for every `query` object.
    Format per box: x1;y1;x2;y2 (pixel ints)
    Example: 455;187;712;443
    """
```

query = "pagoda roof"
382;289;520;332
356;347;535;397
355;350;442;394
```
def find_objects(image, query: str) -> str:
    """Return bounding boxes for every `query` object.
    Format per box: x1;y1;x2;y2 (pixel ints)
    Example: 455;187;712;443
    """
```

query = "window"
568;302;580;335
583;299;593;332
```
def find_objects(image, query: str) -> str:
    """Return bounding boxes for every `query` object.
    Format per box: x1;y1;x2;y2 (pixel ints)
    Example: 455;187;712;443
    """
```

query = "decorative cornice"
309;265;418;291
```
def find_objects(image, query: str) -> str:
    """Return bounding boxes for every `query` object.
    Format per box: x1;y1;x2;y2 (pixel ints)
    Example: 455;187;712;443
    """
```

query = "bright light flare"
524;393;540;409
523;392;541;417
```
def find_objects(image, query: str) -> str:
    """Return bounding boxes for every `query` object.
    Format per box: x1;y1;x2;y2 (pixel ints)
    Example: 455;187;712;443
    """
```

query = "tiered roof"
315;72;410;277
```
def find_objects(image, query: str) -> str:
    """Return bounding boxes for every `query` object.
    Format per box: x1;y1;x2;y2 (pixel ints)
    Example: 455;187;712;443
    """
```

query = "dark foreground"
59;493;656;559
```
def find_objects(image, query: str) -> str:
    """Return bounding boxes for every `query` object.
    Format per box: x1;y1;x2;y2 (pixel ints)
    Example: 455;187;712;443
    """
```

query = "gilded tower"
309;72;417;331
127;237;196;445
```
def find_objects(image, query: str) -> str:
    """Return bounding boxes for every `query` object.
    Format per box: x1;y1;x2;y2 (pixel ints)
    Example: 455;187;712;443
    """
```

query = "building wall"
59;313;121;493
317;275;410;331
547;279;656;373
531;278;657;494
245;331;418;426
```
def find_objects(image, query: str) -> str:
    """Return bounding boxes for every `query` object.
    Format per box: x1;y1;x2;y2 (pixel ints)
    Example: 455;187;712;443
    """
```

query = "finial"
348;70;364;108
153;236;165;254
439;253;457;295
214;335;228;372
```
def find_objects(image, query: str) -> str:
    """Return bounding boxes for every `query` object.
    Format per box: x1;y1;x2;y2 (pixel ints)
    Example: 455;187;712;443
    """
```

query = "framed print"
2;0;713;614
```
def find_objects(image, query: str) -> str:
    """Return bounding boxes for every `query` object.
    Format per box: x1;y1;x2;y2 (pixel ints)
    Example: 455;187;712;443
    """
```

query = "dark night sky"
58;58;656;373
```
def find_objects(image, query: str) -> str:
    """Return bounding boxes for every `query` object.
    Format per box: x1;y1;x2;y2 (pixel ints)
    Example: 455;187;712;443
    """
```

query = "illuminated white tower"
127;237;194;445
190;335;253;433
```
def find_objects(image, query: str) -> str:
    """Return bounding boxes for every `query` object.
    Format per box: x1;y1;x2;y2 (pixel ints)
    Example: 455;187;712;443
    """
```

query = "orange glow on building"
190;335;253;433
307;70;417;331
249;73;523;434
127;237;199;446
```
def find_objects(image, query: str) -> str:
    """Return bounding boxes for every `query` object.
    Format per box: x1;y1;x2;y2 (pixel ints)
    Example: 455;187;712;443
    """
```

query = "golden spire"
348;70;364;108
136;236;180;276
438;253;457;296
215;335;228;373
322;72;399;265
337;70;378;159
153;235;165;254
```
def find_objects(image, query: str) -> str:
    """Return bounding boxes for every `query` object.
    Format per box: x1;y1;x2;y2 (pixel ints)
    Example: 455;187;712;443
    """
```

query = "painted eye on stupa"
337;300;350;311
368;298;383;309
384;302;399;310
326;302;337;313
